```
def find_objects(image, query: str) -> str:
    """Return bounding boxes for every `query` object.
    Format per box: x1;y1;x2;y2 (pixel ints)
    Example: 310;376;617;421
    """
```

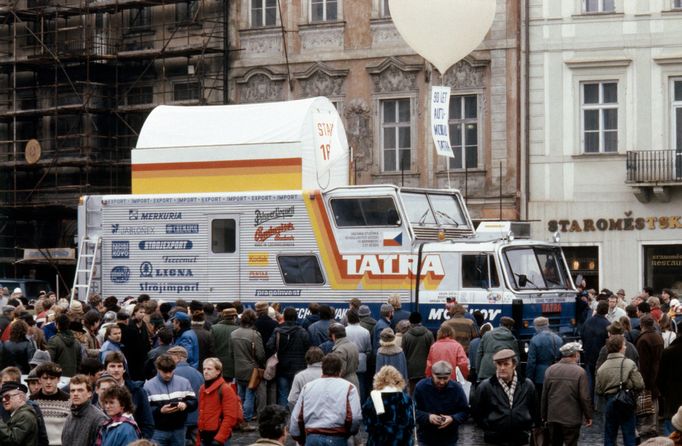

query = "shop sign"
548;212;682;233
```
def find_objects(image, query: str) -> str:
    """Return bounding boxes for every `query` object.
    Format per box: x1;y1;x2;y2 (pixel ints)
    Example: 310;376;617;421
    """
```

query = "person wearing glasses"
0;381;38;446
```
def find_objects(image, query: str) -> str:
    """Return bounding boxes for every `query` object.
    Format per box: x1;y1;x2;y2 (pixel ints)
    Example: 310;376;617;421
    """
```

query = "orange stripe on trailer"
132;157;302;172
132;164;298;179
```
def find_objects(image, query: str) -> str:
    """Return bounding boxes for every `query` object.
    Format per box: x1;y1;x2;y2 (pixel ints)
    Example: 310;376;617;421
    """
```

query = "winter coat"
375;343;409;381
174;361;204;427
595;353;644;396
143;374;198;431
255;315;278;351
471;374;539;445
196;377;242;445
121;321;151;381
580;314;610;370
362;389;415;446
414;378;469;446
192;323;214;369
391;309;411;331
211;319;239;378
373;318;392;354
426;337;469;380
308;319;332;346
657;336;682;418
0;403;38;446
541;359;593;427
175;326;200;369
231;327;265;382
61;401;107;446
99;340;123;364
359;316;378;337
2;338;36;373
636;329;664;398
331;336;360;389
47;330;82;377
266;322;311;379
400;324;434;381
301;314;320;330
345;324;372;373
125;379;155;439
476;327;519;381
525;329;562;384
97;413;141;446
596;340;639;371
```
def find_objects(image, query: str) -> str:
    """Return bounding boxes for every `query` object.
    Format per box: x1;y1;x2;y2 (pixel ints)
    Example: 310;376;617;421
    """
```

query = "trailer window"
212;219;236;253
462;254;499;288
278;256;324;284
330;198;400;227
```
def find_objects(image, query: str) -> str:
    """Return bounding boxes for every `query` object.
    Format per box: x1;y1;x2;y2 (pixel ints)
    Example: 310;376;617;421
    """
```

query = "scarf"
369;386;402;415
497;371;517;408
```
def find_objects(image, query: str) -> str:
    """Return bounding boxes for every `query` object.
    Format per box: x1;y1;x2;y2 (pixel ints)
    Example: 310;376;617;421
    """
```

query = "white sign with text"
431;86;452;157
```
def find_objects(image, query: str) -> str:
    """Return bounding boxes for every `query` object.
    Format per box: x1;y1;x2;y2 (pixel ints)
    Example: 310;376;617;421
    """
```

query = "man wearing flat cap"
413;360;469;446
211;307;240;381
471;349;539;445
542;342;593;446
0;381;38;446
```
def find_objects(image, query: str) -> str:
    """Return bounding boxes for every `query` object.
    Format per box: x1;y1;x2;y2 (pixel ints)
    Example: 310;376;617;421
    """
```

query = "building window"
643;244;682;294
128;8;151;32
176;1;199;24
582;81;618;153
674;79;682;177
584;0;615;13
311;0;337;22
448;94;478;169
562;246;600;291
173;81;201;101
381;98;411;172
380;0;390;17
251;0;277;27
674;0;682;9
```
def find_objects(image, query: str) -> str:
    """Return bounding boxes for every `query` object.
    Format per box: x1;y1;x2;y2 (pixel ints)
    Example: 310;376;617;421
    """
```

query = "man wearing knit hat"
541;342;592;446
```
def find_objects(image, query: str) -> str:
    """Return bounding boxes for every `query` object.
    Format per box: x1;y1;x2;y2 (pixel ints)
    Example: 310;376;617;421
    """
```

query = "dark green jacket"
211;319;239;378
0;403;38;446
47;330;82;377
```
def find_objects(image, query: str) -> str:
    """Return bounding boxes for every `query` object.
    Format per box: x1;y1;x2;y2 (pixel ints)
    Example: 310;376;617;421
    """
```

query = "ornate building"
228;0;522;220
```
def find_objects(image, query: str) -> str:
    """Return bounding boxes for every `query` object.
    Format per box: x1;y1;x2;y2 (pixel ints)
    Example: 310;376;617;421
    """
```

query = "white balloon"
388;0;497;75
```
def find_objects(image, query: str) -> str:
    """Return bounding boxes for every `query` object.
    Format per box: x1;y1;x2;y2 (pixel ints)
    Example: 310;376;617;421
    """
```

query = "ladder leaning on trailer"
70;236;100;303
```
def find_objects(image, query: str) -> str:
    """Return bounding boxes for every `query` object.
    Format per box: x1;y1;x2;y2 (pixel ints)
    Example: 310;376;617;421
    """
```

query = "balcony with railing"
626;149;682;202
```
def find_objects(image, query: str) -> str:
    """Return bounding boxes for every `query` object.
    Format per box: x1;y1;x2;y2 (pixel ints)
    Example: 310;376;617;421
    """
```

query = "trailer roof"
136;97;334;149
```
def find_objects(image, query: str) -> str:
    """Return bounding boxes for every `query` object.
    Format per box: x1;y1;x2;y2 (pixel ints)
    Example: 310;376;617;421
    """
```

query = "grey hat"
380;327;396;343
560;342;583;356
492;349;517;362
2;305;16;315
533;316;549;327
25;369;39;382
102;311;116;323
29;349;51;367
358;305;371;317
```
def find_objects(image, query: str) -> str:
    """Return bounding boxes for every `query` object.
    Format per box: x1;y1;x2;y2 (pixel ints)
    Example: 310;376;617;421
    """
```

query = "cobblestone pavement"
229;416;609;445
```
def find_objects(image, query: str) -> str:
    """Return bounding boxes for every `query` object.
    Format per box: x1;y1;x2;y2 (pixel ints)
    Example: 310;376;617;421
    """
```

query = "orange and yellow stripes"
304;191;444;291
132;158;303;194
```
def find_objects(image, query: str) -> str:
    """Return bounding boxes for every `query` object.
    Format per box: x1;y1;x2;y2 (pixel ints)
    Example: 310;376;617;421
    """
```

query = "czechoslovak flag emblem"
383;231;403;247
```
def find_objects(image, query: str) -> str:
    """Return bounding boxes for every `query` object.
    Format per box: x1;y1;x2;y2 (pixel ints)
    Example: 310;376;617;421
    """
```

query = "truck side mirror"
518;274;528;288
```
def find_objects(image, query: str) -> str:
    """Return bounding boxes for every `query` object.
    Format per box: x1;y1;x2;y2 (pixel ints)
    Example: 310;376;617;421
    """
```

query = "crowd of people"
0;285;681;446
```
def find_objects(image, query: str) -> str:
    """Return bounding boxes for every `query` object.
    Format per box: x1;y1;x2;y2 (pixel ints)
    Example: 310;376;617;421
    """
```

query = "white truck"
75;98;576;335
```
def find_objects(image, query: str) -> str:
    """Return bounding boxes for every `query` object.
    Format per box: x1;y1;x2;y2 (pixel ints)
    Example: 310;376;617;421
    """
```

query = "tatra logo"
254;207;295;226
254;223;295;243
342;254;445;278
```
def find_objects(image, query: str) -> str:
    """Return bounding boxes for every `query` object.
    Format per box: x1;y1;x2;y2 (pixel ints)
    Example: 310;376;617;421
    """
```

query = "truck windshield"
401;192;467;227
503;246;570;291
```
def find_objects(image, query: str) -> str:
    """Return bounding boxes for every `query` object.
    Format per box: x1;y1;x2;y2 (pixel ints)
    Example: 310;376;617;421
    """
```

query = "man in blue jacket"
413;360;469;446
172;311;199;369
144;354;198;446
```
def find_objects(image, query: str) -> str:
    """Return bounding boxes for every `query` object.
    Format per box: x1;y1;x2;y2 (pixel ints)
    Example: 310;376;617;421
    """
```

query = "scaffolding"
0;0;227;281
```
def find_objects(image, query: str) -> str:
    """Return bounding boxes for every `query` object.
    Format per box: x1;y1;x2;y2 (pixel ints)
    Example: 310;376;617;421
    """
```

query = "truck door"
207;215;240;298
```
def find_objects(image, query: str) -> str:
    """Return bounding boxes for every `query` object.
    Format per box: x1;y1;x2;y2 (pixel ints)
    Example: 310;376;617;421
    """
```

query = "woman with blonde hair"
362;365;415;446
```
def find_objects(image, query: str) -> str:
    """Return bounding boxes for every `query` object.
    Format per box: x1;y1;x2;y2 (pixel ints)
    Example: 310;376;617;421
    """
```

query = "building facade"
527;0;682;295
228;0;522;220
